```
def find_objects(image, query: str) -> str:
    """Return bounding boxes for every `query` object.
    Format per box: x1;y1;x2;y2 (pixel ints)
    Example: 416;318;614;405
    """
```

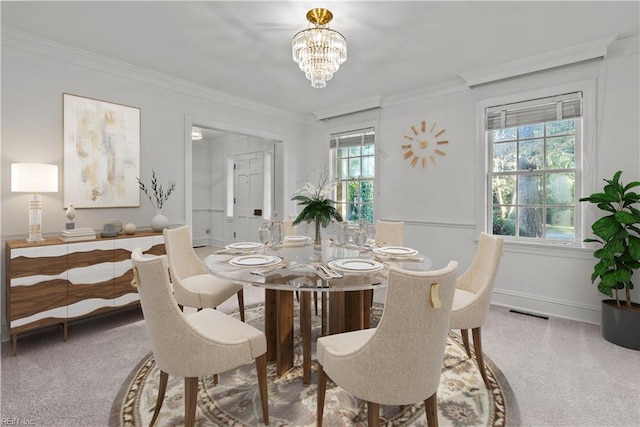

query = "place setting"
373;245;424;261
215;241;264;255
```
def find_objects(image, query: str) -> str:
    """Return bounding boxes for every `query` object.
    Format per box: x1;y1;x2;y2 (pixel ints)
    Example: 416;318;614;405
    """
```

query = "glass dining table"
203;238;432;385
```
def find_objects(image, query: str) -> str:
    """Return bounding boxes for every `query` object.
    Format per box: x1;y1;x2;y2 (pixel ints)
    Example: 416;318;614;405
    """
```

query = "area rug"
112;303;519;426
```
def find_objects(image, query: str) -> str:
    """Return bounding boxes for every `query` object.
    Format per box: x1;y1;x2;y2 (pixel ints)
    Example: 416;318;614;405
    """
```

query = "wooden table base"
264;288;374;386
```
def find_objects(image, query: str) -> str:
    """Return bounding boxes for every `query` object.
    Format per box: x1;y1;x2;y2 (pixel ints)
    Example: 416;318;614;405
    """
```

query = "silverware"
251;261;296;276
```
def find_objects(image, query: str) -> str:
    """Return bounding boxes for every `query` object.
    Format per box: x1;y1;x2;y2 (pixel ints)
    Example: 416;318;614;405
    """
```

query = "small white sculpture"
65;204;76;230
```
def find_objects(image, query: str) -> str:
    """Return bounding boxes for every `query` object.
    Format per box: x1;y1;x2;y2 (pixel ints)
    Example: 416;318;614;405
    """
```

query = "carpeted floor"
111;303;518;426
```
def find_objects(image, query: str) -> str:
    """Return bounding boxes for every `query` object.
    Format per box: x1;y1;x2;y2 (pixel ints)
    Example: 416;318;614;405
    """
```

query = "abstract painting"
63;93;140;208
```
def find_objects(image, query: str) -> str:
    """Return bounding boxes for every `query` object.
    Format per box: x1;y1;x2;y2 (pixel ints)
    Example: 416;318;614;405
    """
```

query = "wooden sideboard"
5;231;165;356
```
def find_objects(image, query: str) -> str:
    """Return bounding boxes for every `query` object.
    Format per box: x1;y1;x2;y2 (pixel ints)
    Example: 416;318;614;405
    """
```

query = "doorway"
189;124;277;246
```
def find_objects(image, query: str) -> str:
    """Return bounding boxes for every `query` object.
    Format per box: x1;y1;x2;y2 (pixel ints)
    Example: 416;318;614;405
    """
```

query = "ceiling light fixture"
292;8;347;89
191;127;203;140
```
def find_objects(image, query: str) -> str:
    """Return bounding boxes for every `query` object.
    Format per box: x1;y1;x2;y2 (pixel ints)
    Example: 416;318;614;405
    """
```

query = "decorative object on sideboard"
11;163;59;243
65;204;76;229
98;220;122;238
124;223;137;235
58;227;96;242
137;170;175;232
63;93;141;208
579;170;640;350
292;8;347;88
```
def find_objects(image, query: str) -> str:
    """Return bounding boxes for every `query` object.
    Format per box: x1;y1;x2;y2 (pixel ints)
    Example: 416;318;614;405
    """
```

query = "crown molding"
312;96;383;120
1;27;306;125
382;77;470;108
459;34;619;88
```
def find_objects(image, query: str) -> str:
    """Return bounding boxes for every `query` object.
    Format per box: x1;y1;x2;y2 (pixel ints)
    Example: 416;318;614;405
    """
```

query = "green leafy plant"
291;169;343;243
137;170;176;210
579;171;640;308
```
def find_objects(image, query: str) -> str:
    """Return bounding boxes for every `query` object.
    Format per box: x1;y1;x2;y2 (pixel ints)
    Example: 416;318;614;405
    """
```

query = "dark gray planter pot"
601;300;640;350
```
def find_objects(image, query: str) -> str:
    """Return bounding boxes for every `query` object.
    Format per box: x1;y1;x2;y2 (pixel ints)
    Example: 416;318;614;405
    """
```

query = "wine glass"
336;221;350;246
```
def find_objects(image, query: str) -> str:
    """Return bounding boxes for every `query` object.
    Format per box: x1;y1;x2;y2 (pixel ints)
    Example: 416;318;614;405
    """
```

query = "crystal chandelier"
292;8;347;88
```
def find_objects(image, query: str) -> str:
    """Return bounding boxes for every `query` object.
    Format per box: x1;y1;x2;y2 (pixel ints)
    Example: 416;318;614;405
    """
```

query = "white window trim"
323;115;380;221
475;79;597;248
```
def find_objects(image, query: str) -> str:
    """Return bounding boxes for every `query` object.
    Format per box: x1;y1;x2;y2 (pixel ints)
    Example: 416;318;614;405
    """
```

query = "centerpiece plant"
291;169;343;245
579;170;640;349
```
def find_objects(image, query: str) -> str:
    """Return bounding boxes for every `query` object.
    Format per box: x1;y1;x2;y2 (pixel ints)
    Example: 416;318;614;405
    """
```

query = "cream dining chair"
375;220;404;246
130;249;269;427
163;225;246;321
450;232;503;388
316;261;459;427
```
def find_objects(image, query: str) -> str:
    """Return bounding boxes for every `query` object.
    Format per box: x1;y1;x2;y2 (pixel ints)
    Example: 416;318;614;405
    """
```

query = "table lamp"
11;163;59;242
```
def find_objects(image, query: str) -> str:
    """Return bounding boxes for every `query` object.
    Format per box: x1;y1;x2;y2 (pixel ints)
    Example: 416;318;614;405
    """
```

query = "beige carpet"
112;303;518;426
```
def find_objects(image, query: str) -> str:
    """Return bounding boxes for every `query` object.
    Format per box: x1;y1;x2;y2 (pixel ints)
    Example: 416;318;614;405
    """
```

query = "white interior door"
233;151;264;241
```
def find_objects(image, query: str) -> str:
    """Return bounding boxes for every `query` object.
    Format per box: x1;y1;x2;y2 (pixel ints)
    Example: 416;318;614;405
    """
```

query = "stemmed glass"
336;221;350;246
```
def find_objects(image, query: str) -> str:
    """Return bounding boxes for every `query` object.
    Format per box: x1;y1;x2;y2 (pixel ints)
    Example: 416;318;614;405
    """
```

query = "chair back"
375;220;404;246
131;249;193;375
457;232;503;295
163;225;205;281
283;219;296;236
328;261;458;404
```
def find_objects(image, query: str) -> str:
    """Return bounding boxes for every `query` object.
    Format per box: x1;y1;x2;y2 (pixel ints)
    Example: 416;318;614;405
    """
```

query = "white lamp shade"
11;163;59;193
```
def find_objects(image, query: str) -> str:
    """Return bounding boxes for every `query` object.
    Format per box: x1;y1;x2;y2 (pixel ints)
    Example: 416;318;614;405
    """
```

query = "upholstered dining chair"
375;220;405;246
163;225;245;321
283;219;296;236
450;232;503;388
317;261;459;427
130;249;269;427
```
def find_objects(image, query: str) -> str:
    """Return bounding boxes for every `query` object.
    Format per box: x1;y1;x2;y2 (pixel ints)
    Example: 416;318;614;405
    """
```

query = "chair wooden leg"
255;354;269;424
178;304;184;312
237;289;245;322
367;401;380;426
213;374;219;385
149;370;169;426
424;392;438;427
460;329;472;358
184;377;199;427
472;327;490;388
317;366;328;427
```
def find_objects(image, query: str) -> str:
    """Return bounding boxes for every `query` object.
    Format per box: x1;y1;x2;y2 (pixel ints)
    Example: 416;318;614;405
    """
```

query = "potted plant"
580;170;640;350
291;169;343;246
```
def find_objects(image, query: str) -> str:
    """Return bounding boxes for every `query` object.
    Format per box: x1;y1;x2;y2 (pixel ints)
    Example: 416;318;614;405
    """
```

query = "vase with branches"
137;170;176;231
291;169;343;245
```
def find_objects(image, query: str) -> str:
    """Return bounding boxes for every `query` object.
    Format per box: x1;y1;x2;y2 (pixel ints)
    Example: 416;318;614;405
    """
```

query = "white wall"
0;31;306;338
308;42;639;324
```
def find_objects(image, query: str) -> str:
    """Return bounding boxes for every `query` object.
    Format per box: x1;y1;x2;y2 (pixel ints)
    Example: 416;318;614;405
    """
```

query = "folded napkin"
309;263;343;280
250;261;297;276
215;249;256;255
375;254;424;262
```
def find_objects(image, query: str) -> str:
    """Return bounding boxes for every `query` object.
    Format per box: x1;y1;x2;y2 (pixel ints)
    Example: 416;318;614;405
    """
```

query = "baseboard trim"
492;288;601;325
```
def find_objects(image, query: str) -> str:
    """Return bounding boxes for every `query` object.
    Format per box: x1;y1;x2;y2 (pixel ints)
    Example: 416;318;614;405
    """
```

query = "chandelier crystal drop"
292;8;347;89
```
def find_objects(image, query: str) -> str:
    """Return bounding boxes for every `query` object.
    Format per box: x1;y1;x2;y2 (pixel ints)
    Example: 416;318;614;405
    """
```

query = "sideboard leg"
12;334;17;356
63;321;68;342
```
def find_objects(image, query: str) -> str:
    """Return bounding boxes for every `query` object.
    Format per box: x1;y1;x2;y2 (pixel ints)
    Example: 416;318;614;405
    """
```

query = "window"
330;127;375;224
487;92;582;242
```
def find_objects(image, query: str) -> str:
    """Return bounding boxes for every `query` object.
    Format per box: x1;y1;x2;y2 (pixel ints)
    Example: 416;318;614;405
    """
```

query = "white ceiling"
2;1;639;118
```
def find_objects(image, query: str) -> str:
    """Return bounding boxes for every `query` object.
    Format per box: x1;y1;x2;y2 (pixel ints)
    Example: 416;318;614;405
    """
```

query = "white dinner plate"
328;258;384;273
225;242;264;250
373;246;419;256
229;255;281;267
283;235;312;243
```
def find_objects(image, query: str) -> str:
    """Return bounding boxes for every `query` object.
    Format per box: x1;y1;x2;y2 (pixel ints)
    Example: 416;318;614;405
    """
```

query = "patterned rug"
112;303;519;426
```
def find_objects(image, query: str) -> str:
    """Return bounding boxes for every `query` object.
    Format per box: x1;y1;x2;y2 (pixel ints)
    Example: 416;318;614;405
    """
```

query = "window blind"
330;127;375;148
486;92;582;130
